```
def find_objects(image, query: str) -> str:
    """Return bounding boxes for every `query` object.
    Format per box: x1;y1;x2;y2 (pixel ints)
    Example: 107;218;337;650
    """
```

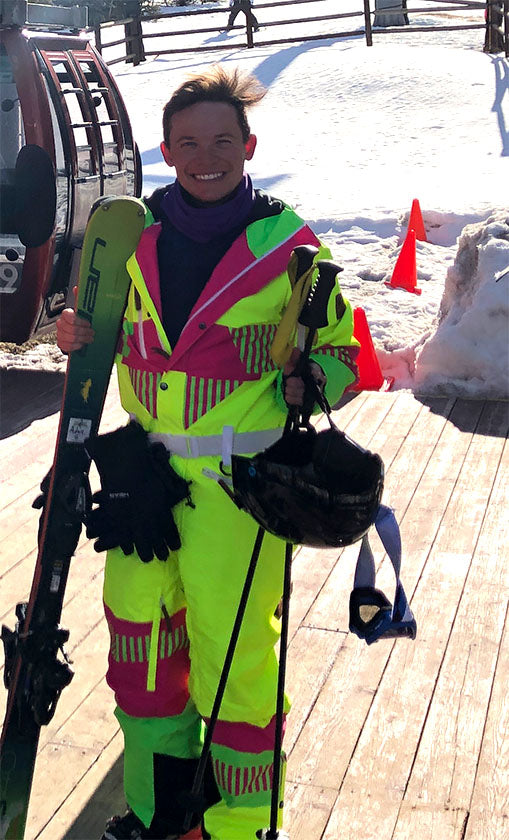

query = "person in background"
57;65;359;840
225;0;259;32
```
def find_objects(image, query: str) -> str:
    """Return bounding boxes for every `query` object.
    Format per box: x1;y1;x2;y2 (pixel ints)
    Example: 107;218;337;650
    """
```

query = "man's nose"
195;144;217;160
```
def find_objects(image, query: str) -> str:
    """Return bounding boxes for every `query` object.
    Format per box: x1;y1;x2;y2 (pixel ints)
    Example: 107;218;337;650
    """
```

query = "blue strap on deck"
349;505;417;645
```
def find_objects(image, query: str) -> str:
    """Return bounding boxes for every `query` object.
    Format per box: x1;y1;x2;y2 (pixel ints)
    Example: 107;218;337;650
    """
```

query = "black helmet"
230;421;384;548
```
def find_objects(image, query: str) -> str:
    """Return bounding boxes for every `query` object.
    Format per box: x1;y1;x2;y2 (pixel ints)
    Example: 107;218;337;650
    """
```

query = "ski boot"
101;809;170;839
101;808;203;839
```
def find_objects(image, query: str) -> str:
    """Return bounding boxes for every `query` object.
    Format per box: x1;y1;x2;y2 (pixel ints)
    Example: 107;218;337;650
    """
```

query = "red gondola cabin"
0;2;141;343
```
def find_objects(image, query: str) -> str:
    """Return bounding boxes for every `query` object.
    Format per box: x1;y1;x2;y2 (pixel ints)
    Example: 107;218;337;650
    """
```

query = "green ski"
0;195;145;840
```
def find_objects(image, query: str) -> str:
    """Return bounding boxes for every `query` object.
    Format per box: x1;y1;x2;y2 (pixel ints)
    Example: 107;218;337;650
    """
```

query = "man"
225;0;259;32
57;66;359;840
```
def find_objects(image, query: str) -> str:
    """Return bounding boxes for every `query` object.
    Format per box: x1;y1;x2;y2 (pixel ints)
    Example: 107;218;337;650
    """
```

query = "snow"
4;1;509;397
413;213;509;396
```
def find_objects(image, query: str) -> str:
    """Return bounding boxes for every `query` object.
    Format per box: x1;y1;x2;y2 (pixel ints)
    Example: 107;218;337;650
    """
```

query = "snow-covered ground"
3;2;508;397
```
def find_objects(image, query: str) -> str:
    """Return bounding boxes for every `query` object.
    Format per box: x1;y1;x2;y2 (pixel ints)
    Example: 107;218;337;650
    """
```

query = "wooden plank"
285;626;346;755
1;537;105;696
0;398;59;458
33;618;341;836
10;394;367;837
361;390;426;466
0;556;109;728
1;392;505;840
0;485;46;545
35;733;124;840
286;397;466;798
0;505;41;563
0;379;129;621
303;394;457;635
26;677;119;839
1;454;61;519
0;368;122;450
320;401;507;840
0;521;103;621
23;618;115;838
0;451;55;528
0;510;40;599
288;398;482;792
21;394;386;835
289;628;390;777
289;390;403;640
0;378;126;539
464;601;509;840
392;420;509;839
0;414;58;470
285;781;338;840
5;394;360;837
0;535;96;629
37;572;109;745
0;444;117;586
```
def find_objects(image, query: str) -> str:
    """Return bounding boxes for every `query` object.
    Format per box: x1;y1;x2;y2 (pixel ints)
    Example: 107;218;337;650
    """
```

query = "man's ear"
245;134;257;160
160;141;174;168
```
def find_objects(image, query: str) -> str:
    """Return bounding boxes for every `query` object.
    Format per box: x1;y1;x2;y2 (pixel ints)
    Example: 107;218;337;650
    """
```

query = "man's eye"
217;139;232;146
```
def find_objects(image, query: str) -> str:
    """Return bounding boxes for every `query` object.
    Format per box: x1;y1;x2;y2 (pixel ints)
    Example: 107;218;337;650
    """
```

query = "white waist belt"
147;425;282;465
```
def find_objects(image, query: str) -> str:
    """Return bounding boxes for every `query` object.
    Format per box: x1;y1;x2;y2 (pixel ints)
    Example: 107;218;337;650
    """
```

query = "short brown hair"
162;65;267;146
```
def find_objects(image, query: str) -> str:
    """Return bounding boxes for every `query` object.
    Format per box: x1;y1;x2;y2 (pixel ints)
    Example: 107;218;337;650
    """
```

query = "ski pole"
283;258;341;434
259;267;344;839
259;263;343;838
256;540;293;840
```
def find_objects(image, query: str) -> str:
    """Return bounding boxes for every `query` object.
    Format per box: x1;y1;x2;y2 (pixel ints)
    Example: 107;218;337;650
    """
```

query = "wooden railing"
484;0;509;52
93;0;509;65
94;14;146;65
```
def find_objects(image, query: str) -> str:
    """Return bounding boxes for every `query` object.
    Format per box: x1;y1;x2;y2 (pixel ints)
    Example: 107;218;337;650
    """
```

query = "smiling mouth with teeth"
193;173;224;181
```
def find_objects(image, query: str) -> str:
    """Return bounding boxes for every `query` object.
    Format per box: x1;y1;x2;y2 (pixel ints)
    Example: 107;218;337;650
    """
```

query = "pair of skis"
0;196;145;840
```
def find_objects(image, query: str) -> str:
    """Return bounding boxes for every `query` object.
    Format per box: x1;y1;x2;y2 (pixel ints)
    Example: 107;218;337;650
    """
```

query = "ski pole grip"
300;259;343;331
291;244;319;285
270;245;319;368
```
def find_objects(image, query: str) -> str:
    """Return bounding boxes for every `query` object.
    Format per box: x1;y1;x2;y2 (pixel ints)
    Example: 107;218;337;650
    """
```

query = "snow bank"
414;212;509;397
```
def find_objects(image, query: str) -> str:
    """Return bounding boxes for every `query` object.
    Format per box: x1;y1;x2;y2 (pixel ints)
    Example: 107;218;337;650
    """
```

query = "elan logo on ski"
78;236;106;320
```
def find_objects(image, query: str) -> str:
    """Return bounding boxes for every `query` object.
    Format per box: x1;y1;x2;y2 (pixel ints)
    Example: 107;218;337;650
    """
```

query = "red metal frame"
0;28;140;344
0;29;56;343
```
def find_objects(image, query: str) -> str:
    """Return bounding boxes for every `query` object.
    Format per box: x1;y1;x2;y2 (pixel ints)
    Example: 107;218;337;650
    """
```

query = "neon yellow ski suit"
103;199;359;839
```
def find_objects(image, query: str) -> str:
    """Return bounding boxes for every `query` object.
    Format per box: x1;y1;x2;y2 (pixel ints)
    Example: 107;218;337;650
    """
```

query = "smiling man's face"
160;100;256;204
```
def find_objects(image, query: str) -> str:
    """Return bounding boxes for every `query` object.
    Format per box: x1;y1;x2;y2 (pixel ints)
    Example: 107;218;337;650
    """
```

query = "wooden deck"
1;369;508;840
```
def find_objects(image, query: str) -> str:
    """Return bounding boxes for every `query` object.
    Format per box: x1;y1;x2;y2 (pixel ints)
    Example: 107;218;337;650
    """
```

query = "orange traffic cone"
407;198;427;241
348;307;393;392
386;228;422;295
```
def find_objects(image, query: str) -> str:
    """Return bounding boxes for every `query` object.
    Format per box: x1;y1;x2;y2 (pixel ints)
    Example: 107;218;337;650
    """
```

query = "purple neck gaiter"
161;174;256;244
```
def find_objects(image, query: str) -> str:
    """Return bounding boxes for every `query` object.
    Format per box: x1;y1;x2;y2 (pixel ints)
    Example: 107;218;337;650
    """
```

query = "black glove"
85;422;192;563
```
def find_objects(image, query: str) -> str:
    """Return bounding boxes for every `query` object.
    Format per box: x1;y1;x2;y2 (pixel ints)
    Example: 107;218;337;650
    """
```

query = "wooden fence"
485;0;509;51
93;0;509;65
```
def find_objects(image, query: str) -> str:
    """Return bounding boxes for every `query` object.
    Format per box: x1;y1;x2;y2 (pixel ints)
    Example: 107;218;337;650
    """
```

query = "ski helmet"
230;422;384;548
